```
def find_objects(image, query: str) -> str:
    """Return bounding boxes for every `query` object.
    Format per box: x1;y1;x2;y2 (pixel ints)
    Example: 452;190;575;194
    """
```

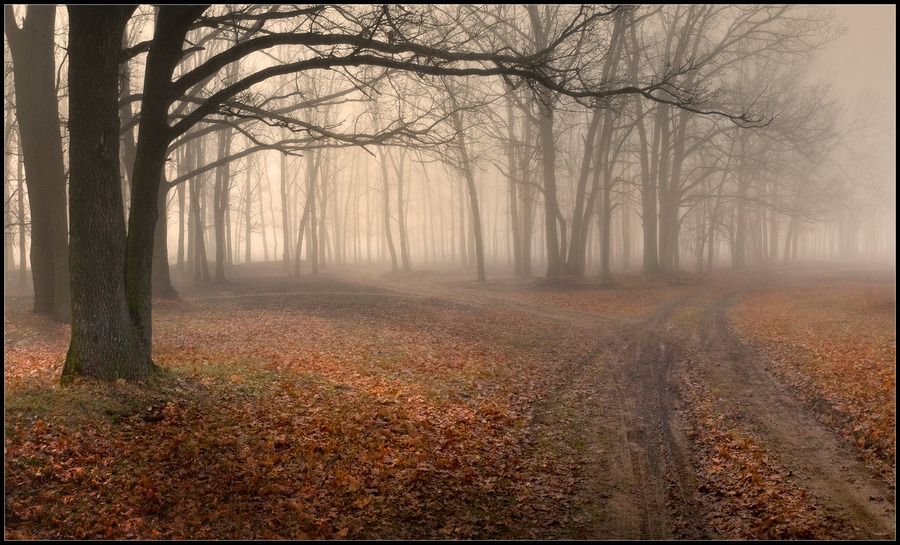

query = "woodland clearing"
4;262;895;539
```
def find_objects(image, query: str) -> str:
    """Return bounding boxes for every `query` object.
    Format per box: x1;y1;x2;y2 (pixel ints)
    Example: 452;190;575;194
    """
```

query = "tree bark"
125;6;205;359
62;5;148;381
64;5;205;381
5;4;71;321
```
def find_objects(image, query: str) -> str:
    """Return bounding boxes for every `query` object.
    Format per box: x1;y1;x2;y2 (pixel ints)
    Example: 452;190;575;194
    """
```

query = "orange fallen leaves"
729;272;895;484
5;279;595;540
681;370;844;539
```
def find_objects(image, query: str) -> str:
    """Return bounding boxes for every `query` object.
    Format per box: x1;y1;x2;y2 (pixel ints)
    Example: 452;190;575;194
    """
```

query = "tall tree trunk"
177;177;186;272
258;173;270;262
519;119;535;278
64;6;206;381
451;111;486;282
392;149;411;271
599;177;614;282
504;96;523;276
5;4;71;321
190;175;210;282
4;109;15;288
280;149;292;270
17;148;27;287
214;127;233;282
123;6;203;363
628;19;659;275
294;150;318;276
378;148;399;272
152;176;178;297
316;152;327;270
537;100;562;278
526;5;562;278
732;169;748;270
244;157;253;264
456;176;466;266
566;109;602;276
62;5;147;381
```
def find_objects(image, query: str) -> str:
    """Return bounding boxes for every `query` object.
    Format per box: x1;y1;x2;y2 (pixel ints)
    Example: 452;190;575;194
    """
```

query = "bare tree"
4;4;70;320
61;5;769;382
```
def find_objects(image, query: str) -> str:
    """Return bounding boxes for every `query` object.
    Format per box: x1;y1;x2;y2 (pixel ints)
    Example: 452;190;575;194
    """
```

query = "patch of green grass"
165;358;281;397
4;381;150;431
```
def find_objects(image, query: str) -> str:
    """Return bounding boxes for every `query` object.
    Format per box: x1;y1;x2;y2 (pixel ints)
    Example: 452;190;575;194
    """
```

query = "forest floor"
4;261;896;539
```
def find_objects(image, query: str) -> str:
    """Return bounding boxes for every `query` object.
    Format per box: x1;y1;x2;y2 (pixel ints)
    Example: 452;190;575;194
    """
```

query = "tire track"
683;287;896;539
261;269;894;539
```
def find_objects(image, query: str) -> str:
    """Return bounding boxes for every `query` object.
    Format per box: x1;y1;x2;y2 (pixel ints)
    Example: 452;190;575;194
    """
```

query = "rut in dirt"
684;288;896;539
310;270;895;540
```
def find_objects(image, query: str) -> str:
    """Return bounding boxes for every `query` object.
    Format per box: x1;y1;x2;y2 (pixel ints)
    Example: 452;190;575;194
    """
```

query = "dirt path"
338;269;895;540
682;286;896;538
173;266;894;539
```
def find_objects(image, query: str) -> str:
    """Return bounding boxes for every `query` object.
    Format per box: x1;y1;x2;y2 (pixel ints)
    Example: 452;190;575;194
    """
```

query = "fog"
4;8;897;537
4;5;896;295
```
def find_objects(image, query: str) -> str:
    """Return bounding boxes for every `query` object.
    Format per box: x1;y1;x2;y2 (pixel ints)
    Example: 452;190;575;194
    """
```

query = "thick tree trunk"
125;7;204;350
64;5;204;382
5;4;71;321
62;5;149;382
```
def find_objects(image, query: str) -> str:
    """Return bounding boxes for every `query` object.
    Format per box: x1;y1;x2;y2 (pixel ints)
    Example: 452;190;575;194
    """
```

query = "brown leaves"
5;277;594;540
681;370;843;539
730;273;895;483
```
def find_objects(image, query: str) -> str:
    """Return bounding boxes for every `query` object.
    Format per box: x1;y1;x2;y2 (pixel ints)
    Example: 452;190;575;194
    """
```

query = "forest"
4;4;896;540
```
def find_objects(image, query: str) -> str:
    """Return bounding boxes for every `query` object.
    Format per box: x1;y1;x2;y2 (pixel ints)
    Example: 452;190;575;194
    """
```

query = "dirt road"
346;268;895;540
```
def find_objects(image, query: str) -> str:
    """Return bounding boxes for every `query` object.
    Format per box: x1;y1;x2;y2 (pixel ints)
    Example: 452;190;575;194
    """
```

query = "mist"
4;5;895;294
4;5;897;540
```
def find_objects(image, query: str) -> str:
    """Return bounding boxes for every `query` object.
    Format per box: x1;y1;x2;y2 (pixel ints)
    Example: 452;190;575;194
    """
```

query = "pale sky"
815;5;896;101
